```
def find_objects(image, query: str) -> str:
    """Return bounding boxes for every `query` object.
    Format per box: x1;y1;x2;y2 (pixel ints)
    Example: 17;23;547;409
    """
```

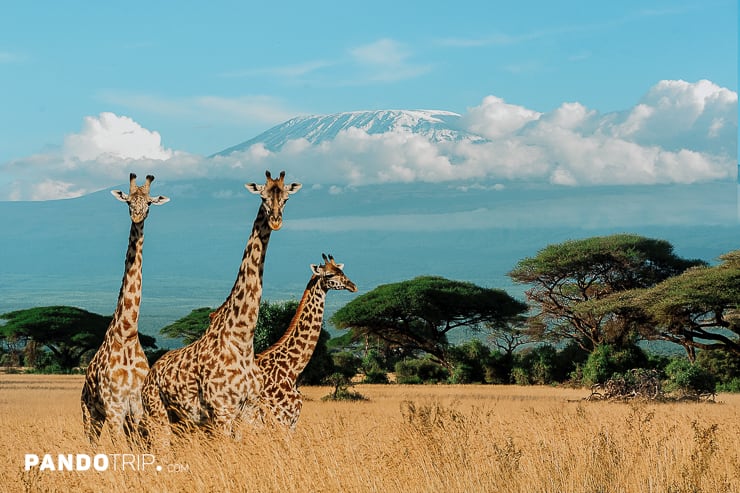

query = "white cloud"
461;96;541;139
1;79;736;201
64;112;173;162
607;79;738;155
30;179;86;201
0;113;204;200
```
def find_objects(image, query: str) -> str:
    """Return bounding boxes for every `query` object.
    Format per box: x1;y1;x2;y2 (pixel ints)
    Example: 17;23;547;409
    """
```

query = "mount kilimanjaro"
213;109;486;156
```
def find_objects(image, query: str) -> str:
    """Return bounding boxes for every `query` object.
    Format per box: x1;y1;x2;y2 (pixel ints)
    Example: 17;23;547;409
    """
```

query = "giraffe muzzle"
268;216;283;230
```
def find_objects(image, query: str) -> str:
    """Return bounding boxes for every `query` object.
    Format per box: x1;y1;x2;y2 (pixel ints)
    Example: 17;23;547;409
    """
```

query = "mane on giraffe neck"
205;205;273;338
109;220;145;342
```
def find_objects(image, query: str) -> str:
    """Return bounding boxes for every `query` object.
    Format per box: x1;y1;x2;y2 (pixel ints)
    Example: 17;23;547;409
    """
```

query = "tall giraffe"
142;170;301;437
81;173;169;443
252;254;357;429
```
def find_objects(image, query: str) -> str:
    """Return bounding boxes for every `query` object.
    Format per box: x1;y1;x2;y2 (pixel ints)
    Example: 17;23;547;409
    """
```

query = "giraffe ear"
286;183;302;194
335;263;345;270
245;183;264;194
310;264;322;276
111;190;129;202
150;195;170;205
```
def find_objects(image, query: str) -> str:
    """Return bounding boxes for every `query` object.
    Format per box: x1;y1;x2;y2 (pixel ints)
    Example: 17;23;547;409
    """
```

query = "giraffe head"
245;170;302;230
311;254;358;292
111;173;170;223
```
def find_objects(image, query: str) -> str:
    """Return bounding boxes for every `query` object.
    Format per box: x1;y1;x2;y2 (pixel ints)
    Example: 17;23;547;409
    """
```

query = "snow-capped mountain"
213;109;485;155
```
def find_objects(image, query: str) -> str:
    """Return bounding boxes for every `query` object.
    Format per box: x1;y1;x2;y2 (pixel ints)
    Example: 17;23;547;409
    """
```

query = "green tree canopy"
0;305;157;370
159;307;213;345
508;234;703;351
330;276;528;367
583;250;740;360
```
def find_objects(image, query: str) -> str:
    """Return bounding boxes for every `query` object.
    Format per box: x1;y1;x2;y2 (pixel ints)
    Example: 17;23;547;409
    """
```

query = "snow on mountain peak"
214;109;484;156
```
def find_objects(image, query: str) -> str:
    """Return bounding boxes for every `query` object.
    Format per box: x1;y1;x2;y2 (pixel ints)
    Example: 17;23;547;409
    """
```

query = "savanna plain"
1;374;738;493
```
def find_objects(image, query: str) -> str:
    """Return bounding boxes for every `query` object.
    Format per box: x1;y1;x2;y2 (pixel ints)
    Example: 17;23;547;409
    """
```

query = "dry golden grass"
1;374;739;493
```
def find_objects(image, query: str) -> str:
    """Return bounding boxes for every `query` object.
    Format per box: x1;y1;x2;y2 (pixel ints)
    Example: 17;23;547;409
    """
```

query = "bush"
449;363;476;384
716;377;740;393
664;358;716;395
581;344;648;386
512;345;558;385
363;368;389;384
395;358;449;384
361;349;390;383
322;373;367;401
510;367;530;386
447;339;492;384
554;342;589;382
332;351;361;380
696;349;740;388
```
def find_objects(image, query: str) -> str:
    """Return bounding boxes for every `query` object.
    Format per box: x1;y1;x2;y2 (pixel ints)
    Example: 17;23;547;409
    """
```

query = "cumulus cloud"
0;112;201;200
461;95;542;138
0;79;736;200
64;112;173;161
607;79;738;155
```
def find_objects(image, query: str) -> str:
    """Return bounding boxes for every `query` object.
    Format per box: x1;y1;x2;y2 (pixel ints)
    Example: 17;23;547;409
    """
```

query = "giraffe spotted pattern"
251;254;357;429
141;171;301;438
81;173;169;443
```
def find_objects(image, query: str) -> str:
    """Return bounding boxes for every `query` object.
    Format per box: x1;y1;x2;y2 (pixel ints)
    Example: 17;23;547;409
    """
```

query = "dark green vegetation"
0;306;156;372
330;276;528;368
2;234;738;394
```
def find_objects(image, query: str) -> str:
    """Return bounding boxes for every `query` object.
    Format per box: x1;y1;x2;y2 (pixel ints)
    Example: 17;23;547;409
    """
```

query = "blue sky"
0;1;737;200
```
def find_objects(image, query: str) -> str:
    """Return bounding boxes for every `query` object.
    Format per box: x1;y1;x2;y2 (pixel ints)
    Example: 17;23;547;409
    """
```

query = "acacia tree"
330;276;528;367
0;305;157;370
584;250;740;361
508;234;703;352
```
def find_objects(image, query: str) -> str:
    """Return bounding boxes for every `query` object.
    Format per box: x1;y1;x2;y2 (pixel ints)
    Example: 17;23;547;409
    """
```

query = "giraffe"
141;170;301;438
81;173;169;443
252;254;357;429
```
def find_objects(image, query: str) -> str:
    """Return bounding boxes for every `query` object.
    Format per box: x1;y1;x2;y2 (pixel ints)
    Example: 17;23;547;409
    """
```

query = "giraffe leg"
141;380;172;450
211;408;239;438
81;401;104;444
288;396;303;430
81;386;104;444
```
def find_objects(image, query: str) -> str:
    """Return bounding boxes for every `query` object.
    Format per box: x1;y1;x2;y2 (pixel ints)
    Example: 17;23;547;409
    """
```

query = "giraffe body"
81;173;169;443
142;171;300;437
254;254;357;428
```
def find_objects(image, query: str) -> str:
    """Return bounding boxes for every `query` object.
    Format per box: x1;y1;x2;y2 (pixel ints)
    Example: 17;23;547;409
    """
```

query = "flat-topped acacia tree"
330;276;527;368
508;233;705;352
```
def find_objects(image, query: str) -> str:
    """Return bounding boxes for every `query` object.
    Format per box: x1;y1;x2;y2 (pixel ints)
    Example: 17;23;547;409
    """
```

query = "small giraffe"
81;173;169;443
142;170;301;437
253;254;357;429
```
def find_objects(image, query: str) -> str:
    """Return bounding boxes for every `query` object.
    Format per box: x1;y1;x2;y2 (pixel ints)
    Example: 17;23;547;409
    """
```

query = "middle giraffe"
251;254;357;429
142;170;301;437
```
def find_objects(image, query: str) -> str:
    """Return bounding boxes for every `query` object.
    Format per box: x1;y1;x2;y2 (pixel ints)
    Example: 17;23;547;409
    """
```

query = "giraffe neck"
269;276;327;380
210;206;272;341
110;220;144;342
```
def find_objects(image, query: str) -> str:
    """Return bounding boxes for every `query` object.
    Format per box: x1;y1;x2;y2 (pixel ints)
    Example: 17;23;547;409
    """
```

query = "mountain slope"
213;109;485;155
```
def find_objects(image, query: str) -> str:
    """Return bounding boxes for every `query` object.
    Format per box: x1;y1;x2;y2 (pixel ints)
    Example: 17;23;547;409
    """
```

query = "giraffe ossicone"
251;253;357;429
81;172;169;444
141;170;301;439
